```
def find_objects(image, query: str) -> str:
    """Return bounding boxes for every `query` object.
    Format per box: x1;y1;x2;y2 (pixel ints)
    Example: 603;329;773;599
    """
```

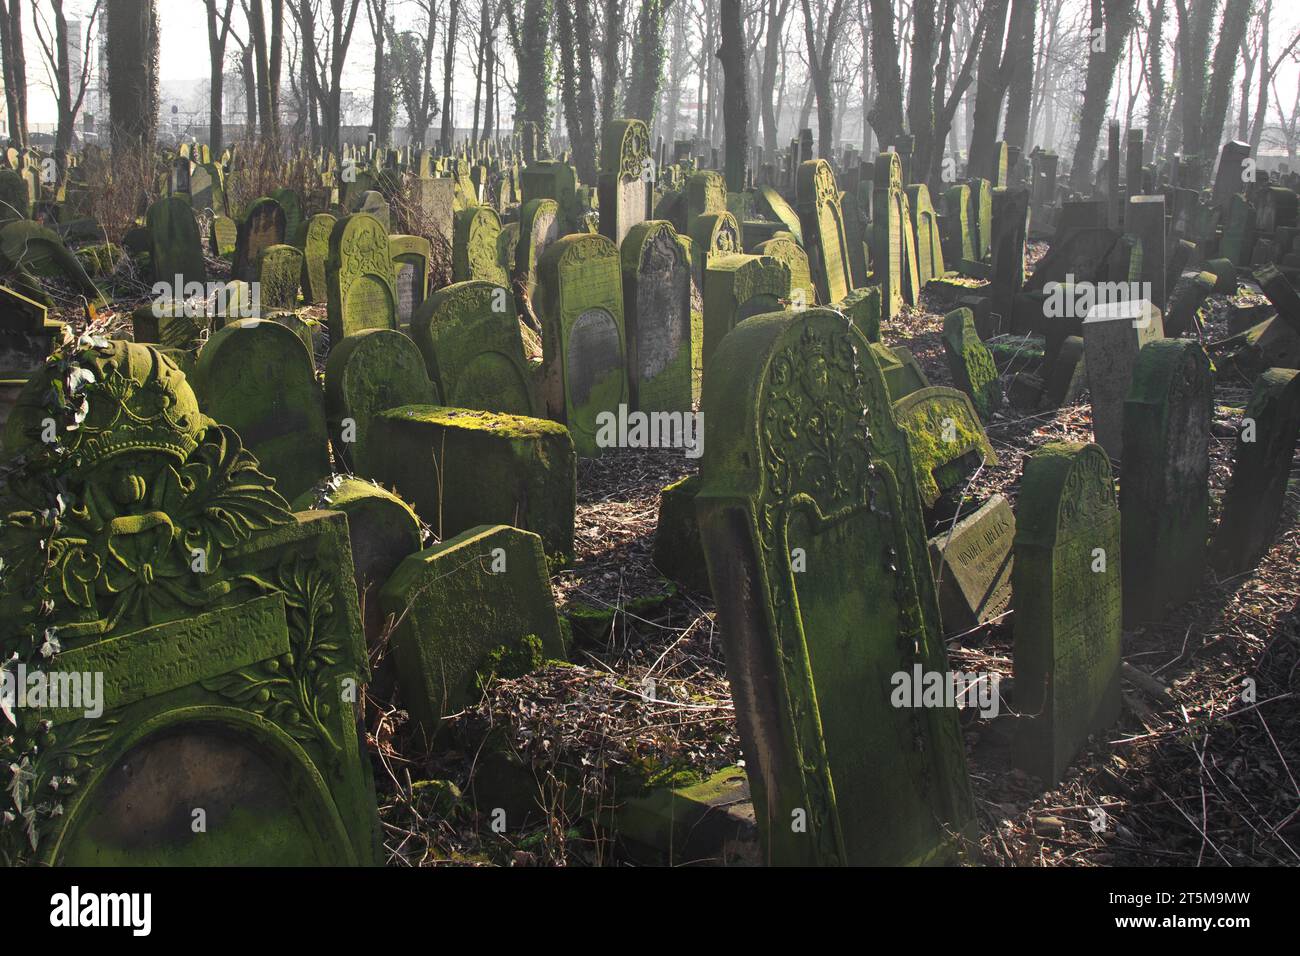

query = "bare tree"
800;0;846;158
718;0;748;187
290;0;363;154
204;0;238;156
1069;0;1138;191
32;0;102;179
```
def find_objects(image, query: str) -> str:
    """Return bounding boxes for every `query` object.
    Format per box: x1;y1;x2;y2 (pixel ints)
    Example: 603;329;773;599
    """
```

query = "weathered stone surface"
702;253;791;379
453;206;508;285
389;234;431;327
1210;368;1300;574
233;197;287;281
326;212;398;343
872;342;930;402
1041;335;1087;408
146;196;207;290
192;319;331;501
379;524;566;738
371;405;576;565
1013;442;1122;785
1121;339;1212;624
892;385;997;508
515;198;560;303
411;279;535;416
257;243;303;311
928;493;1015;633
652;474;709;595
536;233;630;456
621;221;693;414
324;327;438;473
798;158;856;305
942;308;1002;421
1082;299;1164;459
598;118;652;247
696;307;974;865
0;341;378;865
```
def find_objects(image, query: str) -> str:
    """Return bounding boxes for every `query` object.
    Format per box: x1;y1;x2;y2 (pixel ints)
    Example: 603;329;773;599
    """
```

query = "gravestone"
798;158;855;305
353;189;391;232
1082;299;1164;459
1041;335;1087;408
210;214;238;257
891;386;997;508
942;184;975;265
379;525;566;739
1126;195;1167;308
233;197;287;281
907;184;946;287
754;235;814;304
301;212;337;305
1013;442;1122;784
192;319;331;501
453;205;508;285
257;244;303;311
1163;271;1215;337
988;187;1030;327
927;494;1015;633
536;233;630;457
1210;368;1300;574
389;234;431;327
599;119;652;247
326;213;398;343
521;160;580;234
621;221;693;413
702;253;792;376
515;198;560;303
0;341;378;865
146;197;207;291
968;178;994;260
942;308;1001;421
696;307;975;865
1120;339;1212;624
324;328;438;473
370;406;576;565
411;280;535;416
688;210;741;285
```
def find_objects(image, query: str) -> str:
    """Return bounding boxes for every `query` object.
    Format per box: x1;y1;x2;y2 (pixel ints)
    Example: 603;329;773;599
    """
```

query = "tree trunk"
1200;0;1253;169
867;0;905;152
718;0;748;189
1069;0;1138;192
107;0;159;162
0;0;28;149
1001;0;1036;154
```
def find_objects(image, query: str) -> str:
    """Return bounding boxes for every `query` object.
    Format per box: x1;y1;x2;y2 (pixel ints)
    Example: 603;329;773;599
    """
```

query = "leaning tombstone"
302;212;337;305
891;385;997;510
192;319;332;501
1210;368;1300;574
379;525;567;739
0;340;379;865
696;307;975;865
942;308;1001;421
702;253;791;376
1120;339;1212;624
797;158;855;305
1013;442;1122;785
515;198;560;303
928;493;1015;633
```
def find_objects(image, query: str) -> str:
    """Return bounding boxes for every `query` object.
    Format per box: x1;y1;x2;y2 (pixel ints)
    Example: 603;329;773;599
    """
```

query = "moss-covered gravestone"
271;186;305;245
353;189;391;232
1041;335;1087;408
653;474;709;595
0;168;31;222
379;525;566;739
755;184;803;244
410;280;534;416
599;119;652;247
891;385;997;509
0;221;105;307
453;205;508;285
146;197;207;291
389;234;431;327
302;212;337;305
233;197;287;281
257;243;303;311
942;184;975;267
871;152;922;317
942;308;1001;421
754;235;814;304
1210;369;1300;574
192;319;331;502
210;214;238;257
326;213;398;343
702;253;791;379
686;170;728;225
536;233;630;457
324;328;438;473
292;476;423;654
696;307;975;865
1120;339;1212;624
515;198;560;303
928;493;1015;633
621;221;692;414
1013;442;1122;784
968;178;994;261
521;160;580;235
872;343;929;402
0;341;379;865
370;406;576;565
687;210;740;287
798;159;855;306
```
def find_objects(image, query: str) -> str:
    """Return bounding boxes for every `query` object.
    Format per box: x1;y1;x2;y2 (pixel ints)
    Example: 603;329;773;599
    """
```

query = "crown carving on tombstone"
6;340;204;476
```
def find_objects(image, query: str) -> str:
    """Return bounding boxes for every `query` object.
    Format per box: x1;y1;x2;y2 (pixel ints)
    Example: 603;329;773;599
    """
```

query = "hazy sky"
20;0;1300;151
